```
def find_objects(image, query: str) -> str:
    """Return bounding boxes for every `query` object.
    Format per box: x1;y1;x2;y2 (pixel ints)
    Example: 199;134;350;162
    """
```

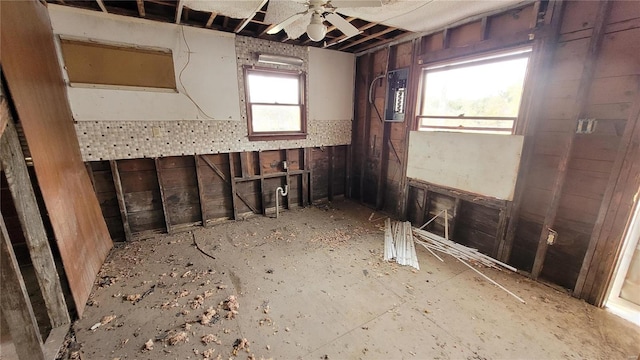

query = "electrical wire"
179;26;217;120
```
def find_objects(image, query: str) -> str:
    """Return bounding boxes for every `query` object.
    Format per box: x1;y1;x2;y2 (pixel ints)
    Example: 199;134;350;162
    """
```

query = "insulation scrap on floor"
383;219;419;270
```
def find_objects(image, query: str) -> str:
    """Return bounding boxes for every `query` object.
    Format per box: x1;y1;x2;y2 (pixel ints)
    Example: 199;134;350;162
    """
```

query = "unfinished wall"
87;147;348;241
351;0;640;306
48;5;354;161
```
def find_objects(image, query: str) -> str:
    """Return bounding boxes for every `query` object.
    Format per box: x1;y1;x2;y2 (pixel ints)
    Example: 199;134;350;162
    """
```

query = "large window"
417;49;530;134
244;67;306;140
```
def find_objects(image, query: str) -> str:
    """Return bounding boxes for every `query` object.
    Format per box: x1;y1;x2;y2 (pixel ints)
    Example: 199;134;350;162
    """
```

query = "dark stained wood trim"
194;155;207;227
155;158;171;233
0;212;46;360
0;120;70;328
110;160;132;241
530;0;612;279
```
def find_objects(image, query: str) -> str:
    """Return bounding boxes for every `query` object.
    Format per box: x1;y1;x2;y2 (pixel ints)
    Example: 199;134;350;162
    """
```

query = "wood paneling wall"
87;147;347;240
1;0;113;316
351;0;640;306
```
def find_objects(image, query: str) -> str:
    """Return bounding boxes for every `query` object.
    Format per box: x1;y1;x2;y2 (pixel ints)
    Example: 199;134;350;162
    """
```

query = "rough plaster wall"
75;35;352;161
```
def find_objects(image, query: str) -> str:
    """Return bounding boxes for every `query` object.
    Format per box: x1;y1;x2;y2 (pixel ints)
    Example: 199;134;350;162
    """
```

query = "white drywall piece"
406;131;524;200
48;5;242;122
308;47;355;122
184;0;265;19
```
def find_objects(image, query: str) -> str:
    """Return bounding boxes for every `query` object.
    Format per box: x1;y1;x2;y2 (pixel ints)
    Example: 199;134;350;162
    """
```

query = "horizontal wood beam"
338;27;397;51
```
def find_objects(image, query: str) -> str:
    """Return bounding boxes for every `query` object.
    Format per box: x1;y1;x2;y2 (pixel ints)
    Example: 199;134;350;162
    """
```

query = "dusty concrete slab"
62;200;640;360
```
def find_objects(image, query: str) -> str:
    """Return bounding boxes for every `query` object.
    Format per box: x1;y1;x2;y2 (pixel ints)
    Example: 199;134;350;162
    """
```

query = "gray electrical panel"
384;67;409;122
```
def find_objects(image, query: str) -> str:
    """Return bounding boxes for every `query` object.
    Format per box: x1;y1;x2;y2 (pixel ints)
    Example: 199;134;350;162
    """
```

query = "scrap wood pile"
412;228;517;272
384;218;420;270
382;213;526;304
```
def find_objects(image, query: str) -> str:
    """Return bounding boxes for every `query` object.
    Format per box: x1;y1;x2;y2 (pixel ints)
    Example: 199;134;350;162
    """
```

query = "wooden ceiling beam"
324;21;382;48
136;0;145;18
175;0;184;24
205;12;217;28
96;0;107;13
349;31;408;53
235;0;268;33
337;26;396;51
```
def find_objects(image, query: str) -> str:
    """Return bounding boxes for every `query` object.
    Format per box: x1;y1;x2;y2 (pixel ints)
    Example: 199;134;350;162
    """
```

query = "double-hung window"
417;49;530;134
244;67;306;140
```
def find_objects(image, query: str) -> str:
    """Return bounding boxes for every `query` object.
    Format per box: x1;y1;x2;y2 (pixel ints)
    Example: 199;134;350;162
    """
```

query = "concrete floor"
64;200;639;360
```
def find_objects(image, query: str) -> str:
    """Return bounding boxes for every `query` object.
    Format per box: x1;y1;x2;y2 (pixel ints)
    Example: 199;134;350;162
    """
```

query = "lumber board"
194;155;207;226
227;153;239;219
2;0;113;316
155;158;171;233
0;212;46;360
111;160;132;241
0;120;69;327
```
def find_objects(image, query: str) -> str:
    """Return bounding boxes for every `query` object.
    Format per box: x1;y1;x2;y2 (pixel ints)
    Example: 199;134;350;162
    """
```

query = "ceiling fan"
265;0;382;42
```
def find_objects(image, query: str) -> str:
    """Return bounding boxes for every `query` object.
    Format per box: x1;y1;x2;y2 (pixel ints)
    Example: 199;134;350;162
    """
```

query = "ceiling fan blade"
330;0;382;8
267;11;308;35
324;12;360;37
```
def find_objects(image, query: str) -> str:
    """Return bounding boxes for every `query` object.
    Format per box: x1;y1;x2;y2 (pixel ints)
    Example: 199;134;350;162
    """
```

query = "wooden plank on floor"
0;120;69;328
0;212;46;360
110;160;132;241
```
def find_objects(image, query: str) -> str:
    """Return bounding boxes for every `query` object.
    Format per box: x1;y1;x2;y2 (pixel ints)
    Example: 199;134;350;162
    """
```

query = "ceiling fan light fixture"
307;13;327;42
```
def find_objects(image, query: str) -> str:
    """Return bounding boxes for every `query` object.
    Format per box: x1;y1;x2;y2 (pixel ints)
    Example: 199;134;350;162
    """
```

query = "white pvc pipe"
275;185;288;218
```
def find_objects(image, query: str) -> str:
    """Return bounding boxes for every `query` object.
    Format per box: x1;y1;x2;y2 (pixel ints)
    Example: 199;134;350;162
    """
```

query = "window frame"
416;48;531;135
244;66;307;141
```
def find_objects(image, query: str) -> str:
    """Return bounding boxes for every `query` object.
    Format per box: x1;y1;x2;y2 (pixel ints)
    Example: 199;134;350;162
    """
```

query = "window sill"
248;133;307;141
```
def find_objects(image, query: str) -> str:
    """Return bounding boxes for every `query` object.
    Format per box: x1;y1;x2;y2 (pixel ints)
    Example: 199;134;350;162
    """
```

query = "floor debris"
166;331;189;346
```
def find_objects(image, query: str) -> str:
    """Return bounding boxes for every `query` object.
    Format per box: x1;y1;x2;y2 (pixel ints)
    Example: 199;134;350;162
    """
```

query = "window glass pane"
420;56;529;119
247;73;299;104
251;104;301;132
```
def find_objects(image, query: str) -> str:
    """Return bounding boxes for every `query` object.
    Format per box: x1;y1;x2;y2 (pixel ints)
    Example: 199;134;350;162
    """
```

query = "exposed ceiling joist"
324;21;378;48
205;12;217;28
136;0;145;18
96;0;107;13
175;0;184;24
338;27;397;51
234;0;268;33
